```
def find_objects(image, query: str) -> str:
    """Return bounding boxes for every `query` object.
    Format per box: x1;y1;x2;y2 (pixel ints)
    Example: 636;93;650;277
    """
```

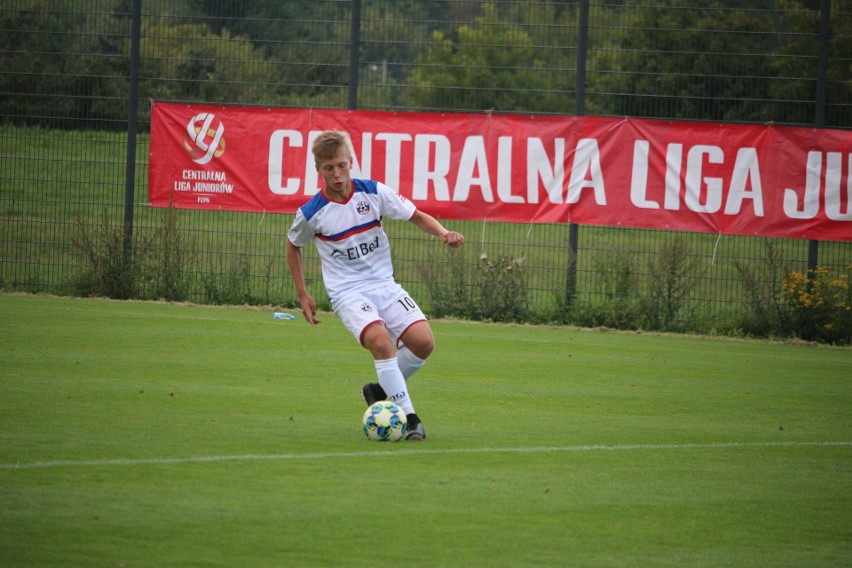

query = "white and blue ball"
362;401;407;442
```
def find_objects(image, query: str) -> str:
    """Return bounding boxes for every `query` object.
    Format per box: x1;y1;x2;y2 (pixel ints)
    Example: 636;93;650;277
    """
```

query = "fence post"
123;0;141;265
808;0;830;282
576;0;588;115
567;0;589;305
348;0;362;110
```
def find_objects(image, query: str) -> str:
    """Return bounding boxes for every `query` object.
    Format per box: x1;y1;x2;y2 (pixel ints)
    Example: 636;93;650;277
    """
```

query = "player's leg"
362;322;424;440
397;321;433;380
334;291;425;440
379;287;431;440
383;284;433;381
333;293;391;404
383;286;435;380
361;321;414;414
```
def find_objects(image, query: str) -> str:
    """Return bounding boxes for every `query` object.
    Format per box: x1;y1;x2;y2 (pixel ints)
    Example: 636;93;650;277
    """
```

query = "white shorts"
332;282;427;348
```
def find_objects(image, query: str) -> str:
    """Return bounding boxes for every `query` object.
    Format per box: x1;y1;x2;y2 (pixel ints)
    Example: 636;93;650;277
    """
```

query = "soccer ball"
362;401;408;442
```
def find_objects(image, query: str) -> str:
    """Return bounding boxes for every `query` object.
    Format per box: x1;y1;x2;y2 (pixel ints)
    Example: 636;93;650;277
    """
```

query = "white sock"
374;358;414;415
396;346;426;381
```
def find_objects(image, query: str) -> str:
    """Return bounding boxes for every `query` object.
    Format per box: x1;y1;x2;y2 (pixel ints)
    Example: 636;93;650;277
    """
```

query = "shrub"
201;253;253;305
70;208;149;299
735;240;794;338
570;245;643;329
418;247;470;318
642;236;703;331
783;266;852;345
144;207;194;302
474;253;527;322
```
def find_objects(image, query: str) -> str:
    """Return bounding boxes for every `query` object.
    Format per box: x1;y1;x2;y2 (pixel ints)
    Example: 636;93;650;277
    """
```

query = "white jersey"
288;179;416;303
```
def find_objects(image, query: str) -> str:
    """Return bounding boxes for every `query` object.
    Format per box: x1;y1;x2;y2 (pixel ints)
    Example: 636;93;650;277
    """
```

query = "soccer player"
286;131;464;441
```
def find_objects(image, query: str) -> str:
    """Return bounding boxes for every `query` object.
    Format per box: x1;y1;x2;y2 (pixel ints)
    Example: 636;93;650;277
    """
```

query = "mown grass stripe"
3;440;849;470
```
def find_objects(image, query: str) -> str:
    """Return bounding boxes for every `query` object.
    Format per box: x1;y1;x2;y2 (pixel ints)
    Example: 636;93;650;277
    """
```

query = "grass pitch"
0;293;850;567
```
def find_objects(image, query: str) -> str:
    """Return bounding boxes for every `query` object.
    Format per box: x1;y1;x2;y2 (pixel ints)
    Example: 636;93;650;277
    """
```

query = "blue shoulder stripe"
300;192;329;221
301;180;376;221
352;179;378;195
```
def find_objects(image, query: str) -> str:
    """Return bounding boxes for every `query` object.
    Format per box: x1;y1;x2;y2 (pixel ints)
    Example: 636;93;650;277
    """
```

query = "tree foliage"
586;0;850;124
140;24;272;105
401;3;574;112
0;0;847;127
0;0;129;127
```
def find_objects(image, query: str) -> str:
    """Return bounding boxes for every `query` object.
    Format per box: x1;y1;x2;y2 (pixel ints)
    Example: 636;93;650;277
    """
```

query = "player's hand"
299;294;321;324
442;231;464;248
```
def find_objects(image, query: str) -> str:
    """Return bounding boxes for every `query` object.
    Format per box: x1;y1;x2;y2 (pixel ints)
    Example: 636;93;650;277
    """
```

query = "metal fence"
1;0;850;333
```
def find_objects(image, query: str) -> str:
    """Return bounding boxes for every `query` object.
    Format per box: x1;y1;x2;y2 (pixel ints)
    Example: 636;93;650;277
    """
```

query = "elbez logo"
184;113;226;165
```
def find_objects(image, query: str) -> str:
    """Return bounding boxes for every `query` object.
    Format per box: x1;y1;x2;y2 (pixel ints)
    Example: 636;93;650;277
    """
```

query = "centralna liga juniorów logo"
184;113;226;165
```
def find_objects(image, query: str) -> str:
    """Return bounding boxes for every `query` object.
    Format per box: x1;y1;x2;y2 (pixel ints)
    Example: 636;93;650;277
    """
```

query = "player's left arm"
408;209;464;248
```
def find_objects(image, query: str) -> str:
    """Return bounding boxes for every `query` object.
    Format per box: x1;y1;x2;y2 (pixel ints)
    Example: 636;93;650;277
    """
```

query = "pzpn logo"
184;113;226;165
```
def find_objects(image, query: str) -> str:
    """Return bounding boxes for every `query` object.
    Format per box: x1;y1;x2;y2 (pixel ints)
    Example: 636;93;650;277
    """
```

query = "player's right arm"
286;239;320;324
409;209;465;248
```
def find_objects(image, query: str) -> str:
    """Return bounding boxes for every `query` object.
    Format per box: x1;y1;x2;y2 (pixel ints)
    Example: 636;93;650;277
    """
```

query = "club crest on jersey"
360;302;373;313
356;201;371;214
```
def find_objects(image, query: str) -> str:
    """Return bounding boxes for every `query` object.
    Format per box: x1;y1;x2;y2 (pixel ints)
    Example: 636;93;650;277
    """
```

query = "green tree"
139;23;272;107
401;3;574;113
357;0;434;108
0;0;128;127
587;0;783;122
586;0;849;126
199;0;352;107
766;0;852;127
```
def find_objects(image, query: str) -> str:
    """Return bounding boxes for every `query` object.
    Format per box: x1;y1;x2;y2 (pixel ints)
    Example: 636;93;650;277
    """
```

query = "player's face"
317;150;353;201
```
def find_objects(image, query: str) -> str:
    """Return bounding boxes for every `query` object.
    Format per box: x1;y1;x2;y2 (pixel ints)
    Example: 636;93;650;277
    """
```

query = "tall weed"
642;236;703;330
735;240;794;338
418;247;470;318
474;253;527;322
144;207;195;302
70;208;150;299
570;245;643;329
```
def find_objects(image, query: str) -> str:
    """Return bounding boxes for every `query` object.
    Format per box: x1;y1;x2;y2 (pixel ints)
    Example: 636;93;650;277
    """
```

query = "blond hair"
312;131;351;166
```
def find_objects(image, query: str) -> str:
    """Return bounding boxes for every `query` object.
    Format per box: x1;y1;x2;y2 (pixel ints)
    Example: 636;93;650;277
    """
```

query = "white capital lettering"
825;153;852;221
497;136;523;203
412;134;451;201
268;130;302;195
664;143;683;210
304;131;323;195
685;145;724;213
527;137;565;204
567;139;605;205
375;133;412;190
630;140;659;209
453;136;493;202
350;132;371;180
725;147;764;216
784;151;822;219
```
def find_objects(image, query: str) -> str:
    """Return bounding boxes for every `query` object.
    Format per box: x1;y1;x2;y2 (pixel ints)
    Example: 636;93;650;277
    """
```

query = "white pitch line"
2;441;850;470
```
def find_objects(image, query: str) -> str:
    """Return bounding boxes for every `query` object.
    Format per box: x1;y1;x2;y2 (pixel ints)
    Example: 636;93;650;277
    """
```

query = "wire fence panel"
1;0;850;339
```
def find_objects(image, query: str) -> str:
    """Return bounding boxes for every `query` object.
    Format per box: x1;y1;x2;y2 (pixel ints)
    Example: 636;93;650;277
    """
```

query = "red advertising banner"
148;101;852;242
